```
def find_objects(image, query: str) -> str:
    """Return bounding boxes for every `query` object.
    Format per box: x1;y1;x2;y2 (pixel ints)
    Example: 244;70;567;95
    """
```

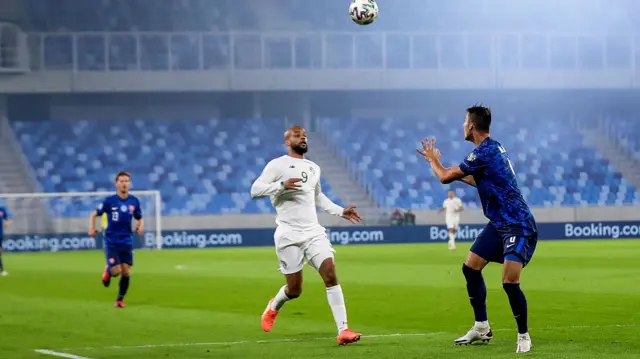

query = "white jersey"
443;197;463;221
250;155;343;238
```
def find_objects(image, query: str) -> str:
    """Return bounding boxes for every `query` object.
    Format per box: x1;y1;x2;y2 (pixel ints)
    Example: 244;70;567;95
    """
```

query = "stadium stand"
318;116;640;210
10;115;639;216
11;119;342;216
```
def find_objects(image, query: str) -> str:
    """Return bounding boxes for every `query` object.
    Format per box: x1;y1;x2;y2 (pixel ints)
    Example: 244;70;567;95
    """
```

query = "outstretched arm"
429;160;467;185
315;181;362;223
315;190;344;216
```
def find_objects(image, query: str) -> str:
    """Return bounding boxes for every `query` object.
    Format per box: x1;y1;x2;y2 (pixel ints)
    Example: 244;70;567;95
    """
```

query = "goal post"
0;190;162;251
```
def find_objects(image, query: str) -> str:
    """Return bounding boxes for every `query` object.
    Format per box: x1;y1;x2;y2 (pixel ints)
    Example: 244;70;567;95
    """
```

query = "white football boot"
516;332;532;353
454;322;493;345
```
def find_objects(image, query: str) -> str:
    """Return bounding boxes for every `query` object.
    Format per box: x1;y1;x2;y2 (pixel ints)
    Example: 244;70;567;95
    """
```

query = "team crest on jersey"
120;205;127;212
128;205;135;212
466;152;477;162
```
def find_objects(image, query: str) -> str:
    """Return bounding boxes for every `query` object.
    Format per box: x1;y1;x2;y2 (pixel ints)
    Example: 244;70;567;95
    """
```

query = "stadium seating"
13;116;639;216
318;116;640;210
605;118;640;161
11;119;342;216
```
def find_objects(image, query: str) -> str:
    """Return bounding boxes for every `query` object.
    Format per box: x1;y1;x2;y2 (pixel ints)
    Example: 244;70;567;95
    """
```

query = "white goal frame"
0;190;162;249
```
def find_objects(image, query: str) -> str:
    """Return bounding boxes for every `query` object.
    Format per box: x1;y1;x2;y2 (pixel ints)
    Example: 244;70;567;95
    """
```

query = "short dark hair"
115;171;131;182
466;104;491;133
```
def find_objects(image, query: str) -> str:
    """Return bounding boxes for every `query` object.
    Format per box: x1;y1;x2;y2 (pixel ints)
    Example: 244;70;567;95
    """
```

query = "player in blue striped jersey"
89;172;143;308
417;105;536;353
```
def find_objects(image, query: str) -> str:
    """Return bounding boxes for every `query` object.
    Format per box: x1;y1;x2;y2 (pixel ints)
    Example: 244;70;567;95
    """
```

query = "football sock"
462;264;488;322
503;283;528;334
0;252;4;271
270;285;291;311
326;284;348;334
117;275;130;301
449;233;455;243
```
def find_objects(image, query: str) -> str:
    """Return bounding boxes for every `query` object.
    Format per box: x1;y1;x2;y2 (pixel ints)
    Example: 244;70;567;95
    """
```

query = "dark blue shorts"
105;243;134;269
470;223;537;267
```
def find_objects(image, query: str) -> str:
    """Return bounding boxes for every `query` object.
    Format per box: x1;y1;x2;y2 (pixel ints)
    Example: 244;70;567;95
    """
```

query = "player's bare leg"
103;262;122;287
448;228;457;250
115;263;131;308
454;252;492;345
262;271;302;332
318;258;361;345
503;260;531;353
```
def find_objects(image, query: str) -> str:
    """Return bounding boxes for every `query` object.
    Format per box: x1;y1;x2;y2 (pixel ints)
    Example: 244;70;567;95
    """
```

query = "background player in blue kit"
417;105;536;353
0;205;10;276
89;171;143;308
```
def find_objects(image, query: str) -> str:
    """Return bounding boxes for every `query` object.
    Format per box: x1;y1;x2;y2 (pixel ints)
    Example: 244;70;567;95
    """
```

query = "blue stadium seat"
12;119;342;216
318;116;639;209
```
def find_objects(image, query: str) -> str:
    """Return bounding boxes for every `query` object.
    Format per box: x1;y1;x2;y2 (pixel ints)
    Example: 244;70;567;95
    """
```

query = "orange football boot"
261;298;279;332
337;329;361;345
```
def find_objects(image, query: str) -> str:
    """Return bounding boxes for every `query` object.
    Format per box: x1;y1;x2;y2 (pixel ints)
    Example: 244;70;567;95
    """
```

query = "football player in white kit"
250;126;363;346
440;189;464;250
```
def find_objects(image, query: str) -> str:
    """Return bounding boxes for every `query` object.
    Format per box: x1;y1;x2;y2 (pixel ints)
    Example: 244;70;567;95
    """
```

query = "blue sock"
117;275;130;301
462;264;488;322
503;283;528;334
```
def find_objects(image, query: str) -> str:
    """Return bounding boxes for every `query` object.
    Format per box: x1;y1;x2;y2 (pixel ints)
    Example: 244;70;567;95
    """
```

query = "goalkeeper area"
0;191;162;251
1;241;639;359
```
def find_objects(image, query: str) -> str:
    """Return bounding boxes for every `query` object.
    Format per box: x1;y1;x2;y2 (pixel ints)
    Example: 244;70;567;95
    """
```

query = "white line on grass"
50;323;639;352
34;349;94;359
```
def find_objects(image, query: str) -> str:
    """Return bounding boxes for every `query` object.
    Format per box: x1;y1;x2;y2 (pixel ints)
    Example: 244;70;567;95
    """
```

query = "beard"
291;144;308;155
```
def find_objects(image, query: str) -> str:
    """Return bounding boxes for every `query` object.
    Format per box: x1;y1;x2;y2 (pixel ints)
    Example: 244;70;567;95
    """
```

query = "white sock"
326;285;348;334
270;285;290;312
449;233;455;243
475;320;490;330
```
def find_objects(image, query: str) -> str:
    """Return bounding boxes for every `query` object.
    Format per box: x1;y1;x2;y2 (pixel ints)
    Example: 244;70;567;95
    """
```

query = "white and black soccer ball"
349;0;379;25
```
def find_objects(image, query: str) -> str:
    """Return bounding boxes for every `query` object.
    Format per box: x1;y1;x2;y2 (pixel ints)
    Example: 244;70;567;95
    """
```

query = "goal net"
0;190;162;252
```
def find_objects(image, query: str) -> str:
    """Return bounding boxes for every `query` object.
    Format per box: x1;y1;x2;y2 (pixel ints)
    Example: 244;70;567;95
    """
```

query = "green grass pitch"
1;240;639;358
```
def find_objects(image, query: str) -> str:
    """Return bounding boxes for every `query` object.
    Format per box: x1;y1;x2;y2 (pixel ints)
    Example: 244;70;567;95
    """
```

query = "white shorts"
446;218;460;230
274;229;336;275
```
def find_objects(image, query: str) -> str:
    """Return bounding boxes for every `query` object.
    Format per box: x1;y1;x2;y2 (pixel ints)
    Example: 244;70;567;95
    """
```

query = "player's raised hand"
283;178;303;190
342;205;362;224
417;137;441;163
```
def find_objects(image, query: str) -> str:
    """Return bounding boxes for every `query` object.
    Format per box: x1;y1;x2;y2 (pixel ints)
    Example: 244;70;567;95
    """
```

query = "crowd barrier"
2;221;639;253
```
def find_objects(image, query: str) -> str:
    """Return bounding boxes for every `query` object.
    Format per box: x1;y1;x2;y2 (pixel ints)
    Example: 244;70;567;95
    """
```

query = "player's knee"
462;263;481;278
110;266;122;277
502;270;520;284
503;255;523;283
318;258;338;287
286;284;302;299
322;270;338;287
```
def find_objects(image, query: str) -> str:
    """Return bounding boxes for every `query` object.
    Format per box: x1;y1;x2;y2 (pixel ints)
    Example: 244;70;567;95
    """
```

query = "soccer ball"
349;0;379;25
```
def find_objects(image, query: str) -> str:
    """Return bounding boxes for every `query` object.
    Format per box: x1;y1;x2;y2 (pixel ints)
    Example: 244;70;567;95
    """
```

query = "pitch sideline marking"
47;323;639;352
34;349;94;359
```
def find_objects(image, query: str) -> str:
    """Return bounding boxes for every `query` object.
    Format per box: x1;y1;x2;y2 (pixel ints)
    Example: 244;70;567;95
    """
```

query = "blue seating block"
12;119;343;216
318;116;638;209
